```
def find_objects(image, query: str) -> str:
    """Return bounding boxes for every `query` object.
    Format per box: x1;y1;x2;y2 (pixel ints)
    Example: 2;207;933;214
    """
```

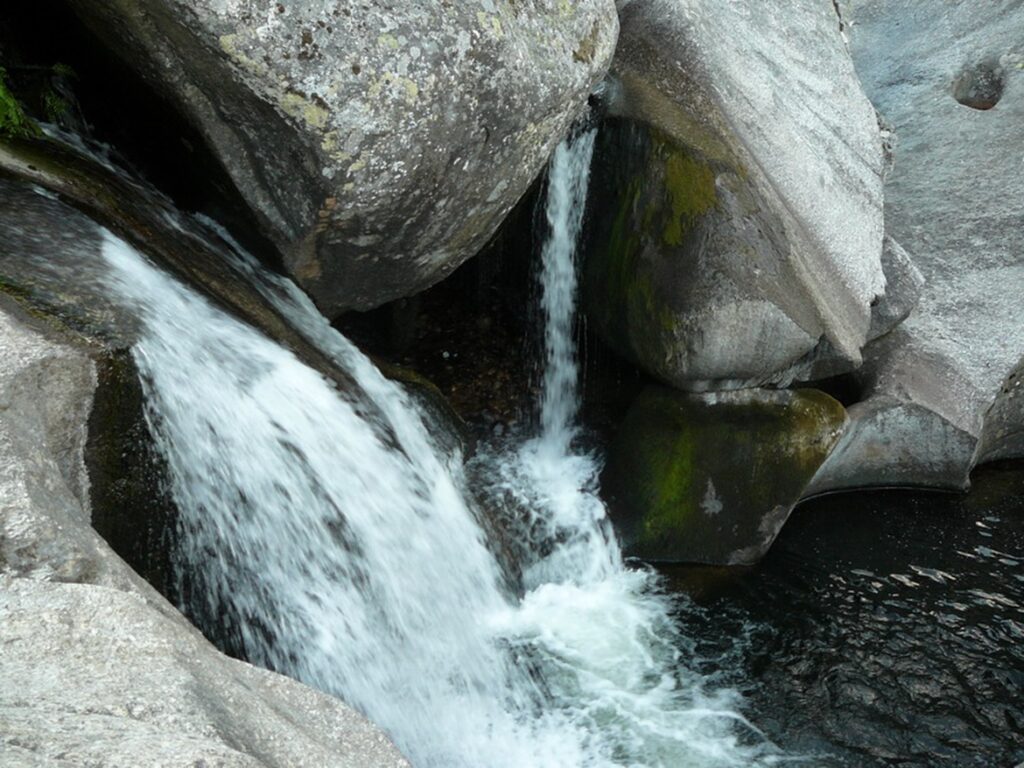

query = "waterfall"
87;132;777;766
539;131;595;455
472;131;780;765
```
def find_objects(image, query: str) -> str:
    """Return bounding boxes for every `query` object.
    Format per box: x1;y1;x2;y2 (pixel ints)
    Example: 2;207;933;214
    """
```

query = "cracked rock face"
67;0;618;316
586;0;887;391
810;0;1024;492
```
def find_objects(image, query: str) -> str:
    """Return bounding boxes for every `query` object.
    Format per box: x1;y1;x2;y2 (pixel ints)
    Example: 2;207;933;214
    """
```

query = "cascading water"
487;128;618;588
85;128;780;767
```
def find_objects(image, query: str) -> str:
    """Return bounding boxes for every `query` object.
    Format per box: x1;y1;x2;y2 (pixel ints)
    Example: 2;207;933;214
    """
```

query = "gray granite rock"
978;356;1024;465
0;577;410;768
585;0;887;390
811;0;1024;491
868;237;924;343
0;299;127;587
67;0;618;315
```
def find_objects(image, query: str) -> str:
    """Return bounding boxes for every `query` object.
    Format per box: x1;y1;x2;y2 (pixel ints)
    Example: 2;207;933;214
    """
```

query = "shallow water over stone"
668;465;1024;767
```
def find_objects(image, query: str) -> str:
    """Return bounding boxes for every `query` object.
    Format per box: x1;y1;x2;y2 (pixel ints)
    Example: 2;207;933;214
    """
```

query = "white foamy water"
473;131;781;765
91;131;779;767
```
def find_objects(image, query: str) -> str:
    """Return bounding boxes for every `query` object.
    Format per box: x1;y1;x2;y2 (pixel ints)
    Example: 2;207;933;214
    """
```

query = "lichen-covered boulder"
604;387;847;565
584;0;888;390
809;0;1024;492
65;0;618;315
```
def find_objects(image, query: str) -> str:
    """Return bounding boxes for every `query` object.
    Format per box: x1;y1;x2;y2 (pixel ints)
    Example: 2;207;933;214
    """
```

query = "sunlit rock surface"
604;387;847;565
811;0;1024;492
66;0;618;315
586;0;886;390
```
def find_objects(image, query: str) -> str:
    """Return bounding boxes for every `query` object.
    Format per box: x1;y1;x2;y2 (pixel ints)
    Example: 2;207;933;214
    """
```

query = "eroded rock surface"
585;0;887;390
811;0;1024;492
66;0;618;315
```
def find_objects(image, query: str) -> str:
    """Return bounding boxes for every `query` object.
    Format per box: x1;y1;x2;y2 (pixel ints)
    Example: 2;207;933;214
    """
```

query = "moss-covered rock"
584;120;819;390
603;386;847;565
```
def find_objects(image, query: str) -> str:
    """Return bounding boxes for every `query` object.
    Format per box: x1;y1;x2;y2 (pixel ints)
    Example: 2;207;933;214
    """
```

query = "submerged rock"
585;0;888;390
810;0;1024;492
604;387;846;565
0;299;410;768
65;0;618;315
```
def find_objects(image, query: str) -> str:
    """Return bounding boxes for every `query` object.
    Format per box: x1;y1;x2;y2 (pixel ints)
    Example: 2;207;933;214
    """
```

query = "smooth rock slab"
812;0;1024;491
604;387;846;565
0;297;128;588
585;0;887;390
67;0;618;315
0;577;410;768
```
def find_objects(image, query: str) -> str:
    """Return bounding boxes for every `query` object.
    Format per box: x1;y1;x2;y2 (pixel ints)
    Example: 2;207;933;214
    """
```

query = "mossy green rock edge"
0;67;40;139
604;386;847;565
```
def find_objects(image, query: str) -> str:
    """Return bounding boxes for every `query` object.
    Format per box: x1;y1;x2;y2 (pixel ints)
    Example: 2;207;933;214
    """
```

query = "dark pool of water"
665;464;1024;767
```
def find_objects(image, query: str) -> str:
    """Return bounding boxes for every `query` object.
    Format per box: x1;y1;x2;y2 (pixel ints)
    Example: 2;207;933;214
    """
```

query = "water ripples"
667;468;1024;766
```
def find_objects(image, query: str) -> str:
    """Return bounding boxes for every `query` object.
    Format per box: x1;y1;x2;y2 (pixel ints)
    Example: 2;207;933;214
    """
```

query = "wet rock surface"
586;0;886;390
66;0;618;315
812;0;1024;491
604;386;847;565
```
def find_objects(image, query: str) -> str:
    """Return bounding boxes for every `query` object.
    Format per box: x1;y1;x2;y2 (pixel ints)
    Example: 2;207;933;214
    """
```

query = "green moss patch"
583;122;720;380
662;148;717;246
0;67;39;139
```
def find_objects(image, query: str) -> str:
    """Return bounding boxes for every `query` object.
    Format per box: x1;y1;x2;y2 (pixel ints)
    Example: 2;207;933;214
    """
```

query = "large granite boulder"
584;0;889;391
0;299;409;767
65;0;618;315
810;0;1024;492
603;387;847;565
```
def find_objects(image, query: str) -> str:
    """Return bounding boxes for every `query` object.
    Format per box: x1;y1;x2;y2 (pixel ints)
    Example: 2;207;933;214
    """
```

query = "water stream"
81;130;782;767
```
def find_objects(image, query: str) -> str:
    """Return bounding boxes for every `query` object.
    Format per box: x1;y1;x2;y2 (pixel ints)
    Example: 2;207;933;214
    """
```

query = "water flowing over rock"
585;0;888;390
469;132;781;763
0;301;409;768
65;0;619;315
604;387;847;565
810;0;1024;492
0;121;778;765
0;132;464;440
